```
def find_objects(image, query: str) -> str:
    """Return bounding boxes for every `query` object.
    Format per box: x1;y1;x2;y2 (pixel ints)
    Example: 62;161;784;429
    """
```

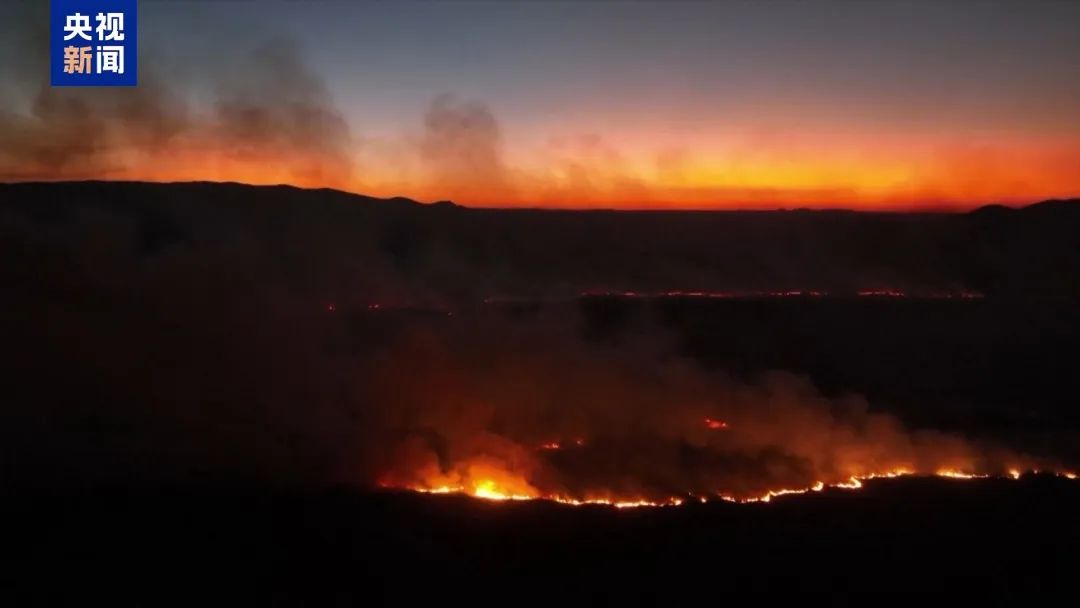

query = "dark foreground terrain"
3;182;1080;600
6;475;1080;603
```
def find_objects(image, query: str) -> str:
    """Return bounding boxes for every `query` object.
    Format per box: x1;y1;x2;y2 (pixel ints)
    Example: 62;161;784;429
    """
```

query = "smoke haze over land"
3;182;1078;499
6;1;1080;599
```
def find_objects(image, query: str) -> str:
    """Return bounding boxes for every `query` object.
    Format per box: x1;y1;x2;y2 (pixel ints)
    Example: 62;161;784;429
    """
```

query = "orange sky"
5;1;1080;210
43;129;1077;211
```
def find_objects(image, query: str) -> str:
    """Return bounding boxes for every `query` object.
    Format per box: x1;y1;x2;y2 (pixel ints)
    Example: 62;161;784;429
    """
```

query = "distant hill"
3;180;1080;493
2;180;1079;301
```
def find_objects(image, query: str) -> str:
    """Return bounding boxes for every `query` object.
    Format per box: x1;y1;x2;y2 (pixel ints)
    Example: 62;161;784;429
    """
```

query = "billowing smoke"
3;4;1076;208
0;278;1034;499
0;68;189;180
358;314;1028;502
208;38;354;187
0;6;353;189
2;182;1060;500
419;94;512;202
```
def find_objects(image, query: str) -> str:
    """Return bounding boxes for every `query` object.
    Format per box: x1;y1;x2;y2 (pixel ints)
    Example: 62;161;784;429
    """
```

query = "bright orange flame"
413;478;538;502
471;480;536;501
935;469;991;480
391;463;1076;508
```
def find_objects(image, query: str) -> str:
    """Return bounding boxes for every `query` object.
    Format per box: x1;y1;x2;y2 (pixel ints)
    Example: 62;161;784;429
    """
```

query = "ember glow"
472;289;985;310
389;466;1079;508
366;313;1077;512
580;289;984;300
704;418;729;430
936;469;992;480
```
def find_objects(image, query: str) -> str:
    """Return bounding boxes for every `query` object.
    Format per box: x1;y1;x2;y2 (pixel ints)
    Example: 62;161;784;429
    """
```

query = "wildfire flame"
935;469;991;479
704;417;729;430
367;308;1071;511
388;466;1079;508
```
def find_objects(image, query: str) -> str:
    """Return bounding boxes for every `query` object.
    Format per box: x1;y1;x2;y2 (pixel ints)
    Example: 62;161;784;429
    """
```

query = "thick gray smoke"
0;4;352;186
1;184;1054;499
356;314;1017;501
419;94;511;202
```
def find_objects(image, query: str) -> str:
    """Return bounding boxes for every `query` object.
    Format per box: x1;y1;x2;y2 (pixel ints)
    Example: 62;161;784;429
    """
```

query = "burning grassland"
3;182;1079;499
361;314;1074;506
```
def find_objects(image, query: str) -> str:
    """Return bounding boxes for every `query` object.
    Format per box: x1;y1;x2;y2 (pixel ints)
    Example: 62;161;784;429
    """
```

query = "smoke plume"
0;12;353;189
419;94;512;202
359;314;1018;502
3;182;1061;500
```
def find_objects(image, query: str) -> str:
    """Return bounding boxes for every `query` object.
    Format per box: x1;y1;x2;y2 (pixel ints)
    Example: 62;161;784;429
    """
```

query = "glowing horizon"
3;1;1080;211
8;132;1078;211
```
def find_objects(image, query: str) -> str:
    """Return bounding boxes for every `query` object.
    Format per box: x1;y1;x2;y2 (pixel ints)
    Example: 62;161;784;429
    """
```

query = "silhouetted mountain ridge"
2;180;1079;299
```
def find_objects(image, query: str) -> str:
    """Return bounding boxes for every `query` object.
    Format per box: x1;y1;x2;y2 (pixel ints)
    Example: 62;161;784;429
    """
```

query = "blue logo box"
51;0;138;86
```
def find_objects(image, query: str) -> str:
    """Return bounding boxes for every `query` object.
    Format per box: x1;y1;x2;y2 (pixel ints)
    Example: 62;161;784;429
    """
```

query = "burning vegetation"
365;313;1074;507
390;468;1078;507
3;182;1079;504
